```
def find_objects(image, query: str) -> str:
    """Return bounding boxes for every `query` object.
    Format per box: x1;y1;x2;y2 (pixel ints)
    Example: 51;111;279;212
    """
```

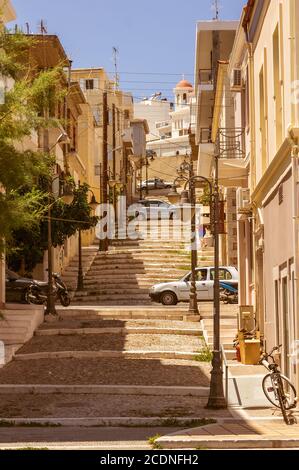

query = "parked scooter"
219;281;238;304
26;273;71;307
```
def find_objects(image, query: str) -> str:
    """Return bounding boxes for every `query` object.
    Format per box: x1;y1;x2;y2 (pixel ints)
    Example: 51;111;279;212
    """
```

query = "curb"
36;327;202;337
0;384;210;397
14;350;199;361
0;416;215;428
156;435;299;449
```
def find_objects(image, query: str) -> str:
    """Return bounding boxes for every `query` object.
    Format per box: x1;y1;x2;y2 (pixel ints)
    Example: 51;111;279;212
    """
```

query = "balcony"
216;128;245;159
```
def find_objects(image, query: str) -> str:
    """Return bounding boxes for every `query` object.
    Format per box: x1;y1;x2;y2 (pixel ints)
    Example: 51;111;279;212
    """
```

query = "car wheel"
160;291;178;306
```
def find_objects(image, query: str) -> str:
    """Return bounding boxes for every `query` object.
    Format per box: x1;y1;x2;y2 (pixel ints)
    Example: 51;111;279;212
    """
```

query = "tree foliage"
7;183;98;274
0;29;64;253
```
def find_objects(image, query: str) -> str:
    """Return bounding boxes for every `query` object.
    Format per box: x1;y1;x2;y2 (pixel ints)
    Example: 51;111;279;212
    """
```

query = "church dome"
175;79;193;89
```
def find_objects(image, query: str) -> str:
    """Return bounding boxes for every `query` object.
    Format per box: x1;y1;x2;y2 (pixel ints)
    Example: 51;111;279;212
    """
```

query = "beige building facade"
210;0;299;391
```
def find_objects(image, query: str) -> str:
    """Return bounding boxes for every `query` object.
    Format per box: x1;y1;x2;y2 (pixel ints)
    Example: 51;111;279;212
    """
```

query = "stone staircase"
62;246;99;295
0;308;227;425
0;305;44;367
72;220;214;306
200;302;239;360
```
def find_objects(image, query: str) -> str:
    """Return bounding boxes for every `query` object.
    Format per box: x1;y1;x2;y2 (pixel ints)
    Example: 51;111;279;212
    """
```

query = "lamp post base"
206;350;227;409
189;297;199;315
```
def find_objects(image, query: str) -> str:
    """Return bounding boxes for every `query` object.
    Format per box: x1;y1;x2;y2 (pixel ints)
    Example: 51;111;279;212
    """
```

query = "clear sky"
10;0;245;101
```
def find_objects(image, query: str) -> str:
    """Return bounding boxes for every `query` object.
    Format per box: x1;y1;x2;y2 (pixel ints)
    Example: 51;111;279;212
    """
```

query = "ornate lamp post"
168;154;226;408
45;133;73;317
45;176;74;316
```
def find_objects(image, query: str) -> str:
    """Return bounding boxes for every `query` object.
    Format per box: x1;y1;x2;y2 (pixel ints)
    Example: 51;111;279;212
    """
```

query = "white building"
134;94;172;142
146;80;196;157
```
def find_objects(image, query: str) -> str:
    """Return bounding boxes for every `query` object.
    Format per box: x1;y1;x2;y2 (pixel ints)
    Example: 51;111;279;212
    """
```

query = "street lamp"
145;150;156;195
77;188;100;292
168;154;226;409
45;132;73;317
206;153;227;409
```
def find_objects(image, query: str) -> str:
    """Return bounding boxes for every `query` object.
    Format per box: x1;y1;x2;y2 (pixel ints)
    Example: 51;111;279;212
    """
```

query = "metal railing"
216;128;246;159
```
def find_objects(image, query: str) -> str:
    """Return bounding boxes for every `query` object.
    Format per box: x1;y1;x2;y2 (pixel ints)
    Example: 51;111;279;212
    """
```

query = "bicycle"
260;345;298;425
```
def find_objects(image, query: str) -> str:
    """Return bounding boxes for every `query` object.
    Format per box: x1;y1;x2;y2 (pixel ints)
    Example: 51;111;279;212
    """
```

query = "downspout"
290;0;299;383
243;22;256;307
290;140;299;377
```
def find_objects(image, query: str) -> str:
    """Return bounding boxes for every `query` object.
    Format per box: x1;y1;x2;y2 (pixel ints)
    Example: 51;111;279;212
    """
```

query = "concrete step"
76;288;150;296
74;295;152;302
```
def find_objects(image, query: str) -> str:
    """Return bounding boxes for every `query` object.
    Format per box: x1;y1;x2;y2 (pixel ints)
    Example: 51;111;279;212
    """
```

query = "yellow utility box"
238;332;261;365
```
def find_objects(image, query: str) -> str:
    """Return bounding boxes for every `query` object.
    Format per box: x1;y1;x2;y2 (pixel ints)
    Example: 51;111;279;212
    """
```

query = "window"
273;24;283;149
185;269;208;282
259;65;267;174
210;269;233;281
245;66;250;130
85;79;94;90
124;109;130;120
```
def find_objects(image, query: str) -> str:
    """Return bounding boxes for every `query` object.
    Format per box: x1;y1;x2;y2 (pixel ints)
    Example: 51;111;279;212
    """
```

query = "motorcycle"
219;281;238;304
26;273;71;307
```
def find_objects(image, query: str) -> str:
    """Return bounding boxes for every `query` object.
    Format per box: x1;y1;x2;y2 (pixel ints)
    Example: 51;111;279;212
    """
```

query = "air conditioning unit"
231;68;243;92
237;188;251;213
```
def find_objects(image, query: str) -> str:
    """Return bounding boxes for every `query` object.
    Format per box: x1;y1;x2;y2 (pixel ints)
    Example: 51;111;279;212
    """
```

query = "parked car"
132;199;178;220
139;178;172;191
149;266;239;305
5;269;47;304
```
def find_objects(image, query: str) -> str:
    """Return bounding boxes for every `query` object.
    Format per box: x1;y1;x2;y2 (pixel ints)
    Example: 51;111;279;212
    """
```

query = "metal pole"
189;162;199;315
44;104;56;316
146;159;149;196
207;153;227;409
77;229;84;292
100;91;109;252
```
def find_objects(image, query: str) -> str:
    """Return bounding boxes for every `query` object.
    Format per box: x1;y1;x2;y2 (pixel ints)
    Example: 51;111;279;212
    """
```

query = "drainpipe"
290;139;299;375
243;23;256;308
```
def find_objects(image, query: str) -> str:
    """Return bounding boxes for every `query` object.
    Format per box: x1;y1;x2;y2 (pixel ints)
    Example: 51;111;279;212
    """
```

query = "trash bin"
239;338;261;365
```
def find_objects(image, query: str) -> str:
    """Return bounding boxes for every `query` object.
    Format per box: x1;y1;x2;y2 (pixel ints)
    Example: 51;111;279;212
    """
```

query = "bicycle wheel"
262;373;297;410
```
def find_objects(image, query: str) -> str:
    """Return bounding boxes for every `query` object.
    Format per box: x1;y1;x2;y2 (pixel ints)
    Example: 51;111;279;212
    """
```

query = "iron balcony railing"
216;128;246;159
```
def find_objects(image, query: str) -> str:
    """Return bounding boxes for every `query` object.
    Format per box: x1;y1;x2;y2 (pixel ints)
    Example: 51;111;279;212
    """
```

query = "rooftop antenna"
112;46;120;92
212;0;220;20
39;19;47;35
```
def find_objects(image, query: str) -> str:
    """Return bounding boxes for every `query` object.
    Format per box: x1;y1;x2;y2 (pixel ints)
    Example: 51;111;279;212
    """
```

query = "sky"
10;0;245;101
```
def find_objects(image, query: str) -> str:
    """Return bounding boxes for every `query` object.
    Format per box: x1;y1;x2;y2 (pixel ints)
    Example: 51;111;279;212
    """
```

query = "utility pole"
112;47;120;92
100;91;109;252
112;103;117;216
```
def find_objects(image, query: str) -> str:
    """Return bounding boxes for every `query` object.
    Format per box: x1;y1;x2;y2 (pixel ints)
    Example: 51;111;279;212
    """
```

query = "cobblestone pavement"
0;393;216;419
17;333;203;354
0;357;211;386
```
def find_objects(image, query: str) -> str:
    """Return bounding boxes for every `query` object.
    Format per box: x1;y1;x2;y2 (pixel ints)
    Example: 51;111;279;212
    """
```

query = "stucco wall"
263;173;294;372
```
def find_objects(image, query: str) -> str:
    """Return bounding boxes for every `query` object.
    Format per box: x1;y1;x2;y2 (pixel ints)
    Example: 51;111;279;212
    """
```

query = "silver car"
149;266;239;305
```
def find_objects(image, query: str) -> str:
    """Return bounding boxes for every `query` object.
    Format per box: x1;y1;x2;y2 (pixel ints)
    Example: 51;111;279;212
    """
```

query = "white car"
149;266;239;305
133;199;178;220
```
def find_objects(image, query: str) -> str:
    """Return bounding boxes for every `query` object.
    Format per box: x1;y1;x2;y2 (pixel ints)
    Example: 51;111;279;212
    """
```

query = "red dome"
175;79;193;89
